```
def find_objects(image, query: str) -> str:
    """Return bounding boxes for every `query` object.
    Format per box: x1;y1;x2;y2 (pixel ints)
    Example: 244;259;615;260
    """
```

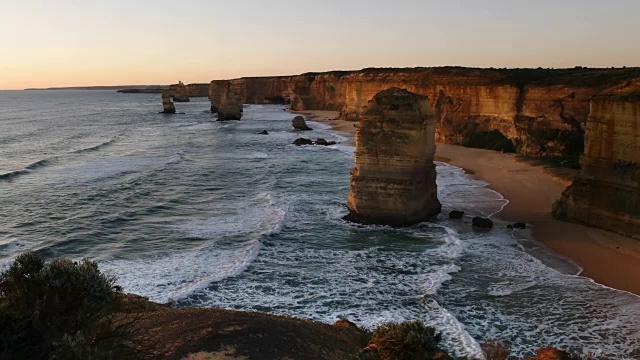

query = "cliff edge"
553;79;640;239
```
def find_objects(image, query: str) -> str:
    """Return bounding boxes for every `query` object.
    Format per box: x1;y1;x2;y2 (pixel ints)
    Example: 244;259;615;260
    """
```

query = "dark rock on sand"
449;210;464;219
294;138;314;146
292;116;313;130
472;217;494;229
507;222;527;229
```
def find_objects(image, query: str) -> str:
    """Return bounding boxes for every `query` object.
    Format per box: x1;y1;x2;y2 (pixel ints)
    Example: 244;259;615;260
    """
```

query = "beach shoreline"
301;110;640;296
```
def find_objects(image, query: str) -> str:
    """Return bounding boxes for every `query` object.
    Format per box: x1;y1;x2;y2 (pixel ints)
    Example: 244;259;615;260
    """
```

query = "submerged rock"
472;217;494;229
345;88;441;226
292;116;313;130
449;210;464;219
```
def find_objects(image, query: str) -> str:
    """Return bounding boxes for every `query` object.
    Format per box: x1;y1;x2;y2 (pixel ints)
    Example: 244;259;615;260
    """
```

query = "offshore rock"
292;116;313;130
170;81;190;102
209;80;228;113
161;90;176;114
553;79;640;239
293;138;313;146
217;80;245;121
472;217;494;229
449;210;464;219
345;88;441;226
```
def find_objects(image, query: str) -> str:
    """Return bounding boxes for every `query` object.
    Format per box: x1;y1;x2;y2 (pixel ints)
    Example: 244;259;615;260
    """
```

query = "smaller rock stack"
171;81;190;102
161;90;176;114
345;88;441;226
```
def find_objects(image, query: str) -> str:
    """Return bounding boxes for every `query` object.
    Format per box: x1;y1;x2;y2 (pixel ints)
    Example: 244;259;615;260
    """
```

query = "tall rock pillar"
346;88;441;226
553;80;640;239
217;79;245;121
161;90;176;114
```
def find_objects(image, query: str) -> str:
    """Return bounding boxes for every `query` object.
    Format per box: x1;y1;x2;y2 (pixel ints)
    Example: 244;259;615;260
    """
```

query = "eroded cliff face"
202;67;638;158
345;88;441;226
553;80;640;239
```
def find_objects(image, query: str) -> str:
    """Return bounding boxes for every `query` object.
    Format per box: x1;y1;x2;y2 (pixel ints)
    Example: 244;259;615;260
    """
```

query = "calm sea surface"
0;90;638;358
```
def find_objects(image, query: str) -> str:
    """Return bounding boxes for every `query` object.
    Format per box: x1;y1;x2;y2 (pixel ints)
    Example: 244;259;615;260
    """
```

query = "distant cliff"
553;80;640;239
208;67;640;160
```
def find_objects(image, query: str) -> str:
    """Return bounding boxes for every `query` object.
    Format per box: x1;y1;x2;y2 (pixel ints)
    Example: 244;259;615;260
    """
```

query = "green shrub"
462;130;516;153
359;320;452;360
0;252;136;360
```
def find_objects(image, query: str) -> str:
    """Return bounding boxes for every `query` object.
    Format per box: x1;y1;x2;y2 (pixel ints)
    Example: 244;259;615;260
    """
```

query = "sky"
1;0;639;89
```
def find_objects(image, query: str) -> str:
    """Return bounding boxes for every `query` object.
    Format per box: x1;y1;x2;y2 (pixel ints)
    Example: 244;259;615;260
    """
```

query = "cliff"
553;79;640;239
345;88;441;226
205;67;640;160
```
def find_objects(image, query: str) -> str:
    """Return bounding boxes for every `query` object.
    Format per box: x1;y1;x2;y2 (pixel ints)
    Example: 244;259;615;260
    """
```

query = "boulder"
449;210;464;219
292;116;313;130
345;88;441;226
293;138;313;146
524;347;572;360
315;138;337;146
472;217;494;229
507;222;527;229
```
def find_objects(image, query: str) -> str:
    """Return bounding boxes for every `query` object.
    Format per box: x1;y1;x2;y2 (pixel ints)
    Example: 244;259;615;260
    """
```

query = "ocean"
0;90;638;359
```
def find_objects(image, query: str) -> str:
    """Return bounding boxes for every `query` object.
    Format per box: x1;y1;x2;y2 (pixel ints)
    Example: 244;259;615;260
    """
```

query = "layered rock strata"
161;90;176;114
345;88;441;226
204;67;639;158
553;80;640;239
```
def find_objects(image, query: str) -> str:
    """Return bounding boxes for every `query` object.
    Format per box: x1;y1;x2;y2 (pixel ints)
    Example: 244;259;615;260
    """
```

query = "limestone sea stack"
217;80;245;121
345;88;441;226
171;81;190;102
209;80;228;113
161;90;176;114
553;79;640;239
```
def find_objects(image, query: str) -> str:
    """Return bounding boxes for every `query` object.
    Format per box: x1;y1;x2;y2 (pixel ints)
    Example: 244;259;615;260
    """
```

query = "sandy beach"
302;110;640;296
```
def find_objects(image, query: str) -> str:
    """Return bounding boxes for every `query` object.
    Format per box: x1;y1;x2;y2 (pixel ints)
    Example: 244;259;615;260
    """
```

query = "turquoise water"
0;90;638;358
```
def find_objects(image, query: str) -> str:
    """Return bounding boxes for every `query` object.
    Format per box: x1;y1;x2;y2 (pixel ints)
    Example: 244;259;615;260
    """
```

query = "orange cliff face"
553;80;640;239
205;67;640;159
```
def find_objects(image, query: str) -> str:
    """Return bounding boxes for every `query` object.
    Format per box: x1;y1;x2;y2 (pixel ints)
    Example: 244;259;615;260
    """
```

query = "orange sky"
2;1;639;90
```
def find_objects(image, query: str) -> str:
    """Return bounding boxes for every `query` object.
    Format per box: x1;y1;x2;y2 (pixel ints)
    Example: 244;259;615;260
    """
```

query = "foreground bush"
359;320;452;360
0;252;136;360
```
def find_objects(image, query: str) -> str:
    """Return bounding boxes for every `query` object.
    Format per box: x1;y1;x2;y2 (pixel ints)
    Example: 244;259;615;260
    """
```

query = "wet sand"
302;110;640;296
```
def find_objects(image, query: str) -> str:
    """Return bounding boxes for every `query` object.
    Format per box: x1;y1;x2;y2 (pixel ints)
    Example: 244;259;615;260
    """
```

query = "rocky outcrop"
170;81;190;102
217;80;245;121
161;90;176;114
345;88;441;226
553;79;640;239
292;116;312;130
